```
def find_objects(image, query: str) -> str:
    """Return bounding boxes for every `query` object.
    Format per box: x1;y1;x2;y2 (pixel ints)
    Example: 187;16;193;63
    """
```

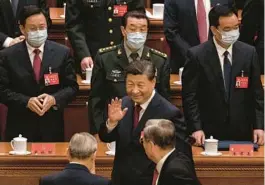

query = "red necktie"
133;104;142;129
197;0;208;43
33;49;41;83
152;169;159;185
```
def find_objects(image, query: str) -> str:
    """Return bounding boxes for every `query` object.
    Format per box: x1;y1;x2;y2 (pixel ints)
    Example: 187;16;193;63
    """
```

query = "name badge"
44;73;59;86
113;5;127;17
235;77;249;89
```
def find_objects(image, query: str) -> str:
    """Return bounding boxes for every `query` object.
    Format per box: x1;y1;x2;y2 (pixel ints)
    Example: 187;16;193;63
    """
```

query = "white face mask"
218;28;240;45
27;29;47;47
126;32;147;50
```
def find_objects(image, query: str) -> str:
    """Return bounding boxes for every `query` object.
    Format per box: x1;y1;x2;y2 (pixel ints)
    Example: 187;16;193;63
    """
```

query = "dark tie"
223;51;231;100
11;0;19;16
152;169;159;185
197;0;207;43
133;104;142;129
33;49;42;83
130;52;139;61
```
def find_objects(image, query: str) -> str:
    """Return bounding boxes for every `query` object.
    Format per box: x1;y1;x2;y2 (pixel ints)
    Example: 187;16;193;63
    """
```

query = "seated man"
39;132;110;185
89;10;170;134
99;60;189;185
142;119;200;185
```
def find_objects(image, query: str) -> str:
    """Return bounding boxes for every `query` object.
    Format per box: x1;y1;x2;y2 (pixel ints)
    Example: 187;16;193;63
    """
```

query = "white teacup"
10;134;27;153
204;136;218;154
179;67;184;83
86;68;93;83
153;3;164;18
107;141;116;152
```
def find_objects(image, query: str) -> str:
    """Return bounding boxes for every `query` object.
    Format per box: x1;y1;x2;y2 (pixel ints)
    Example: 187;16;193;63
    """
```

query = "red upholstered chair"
0;104;7;140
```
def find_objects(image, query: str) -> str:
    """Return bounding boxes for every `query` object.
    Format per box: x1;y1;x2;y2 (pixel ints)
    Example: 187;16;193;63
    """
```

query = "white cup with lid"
204;136;218;154
153;3;164;19
10;134;27;153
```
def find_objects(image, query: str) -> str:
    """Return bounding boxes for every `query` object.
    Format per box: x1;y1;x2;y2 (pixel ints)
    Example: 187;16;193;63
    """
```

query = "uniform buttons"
109;29;113;34
108;6;112;11
108;18;112;22
110;41;114;45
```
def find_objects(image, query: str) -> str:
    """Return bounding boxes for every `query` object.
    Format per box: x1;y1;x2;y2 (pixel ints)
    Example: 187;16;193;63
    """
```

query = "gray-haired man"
142;119;200;185
39;132;110;185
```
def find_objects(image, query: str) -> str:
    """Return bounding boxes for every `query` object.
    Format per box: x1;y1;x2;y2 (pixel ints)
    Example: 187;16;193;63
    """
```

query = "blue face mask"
126;32;147;50
27;29;48;47
218;28;240;45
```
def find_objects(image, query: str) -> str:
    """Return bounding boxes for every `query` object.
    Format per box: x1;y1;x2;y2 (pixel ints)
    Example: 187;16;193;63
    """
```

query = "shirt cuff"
106;120;118;133
3;37;13;48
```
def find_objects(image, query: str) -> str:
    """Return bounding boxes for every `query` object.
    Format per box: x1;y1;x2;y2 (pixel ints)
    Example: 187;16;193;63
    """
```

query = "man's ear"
120;26;126;37
19;25;26;36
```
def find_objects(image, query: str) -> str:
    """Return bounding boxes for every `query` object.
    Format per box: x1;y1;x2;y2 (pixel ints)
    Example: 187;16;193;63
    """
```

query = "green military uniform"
88;44;170;133
66;0;145;63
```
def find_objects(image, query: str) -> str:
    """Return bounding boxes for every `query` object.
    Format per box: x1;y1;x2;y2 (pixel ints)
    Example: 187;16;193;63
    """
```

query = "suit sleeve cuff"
3;37;13;48
106;120;117;133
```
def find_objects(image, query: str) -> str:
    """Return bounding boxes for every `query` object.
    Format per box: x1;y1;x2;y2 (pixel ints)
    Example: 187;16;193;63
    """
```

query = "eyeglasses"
27;26;47;32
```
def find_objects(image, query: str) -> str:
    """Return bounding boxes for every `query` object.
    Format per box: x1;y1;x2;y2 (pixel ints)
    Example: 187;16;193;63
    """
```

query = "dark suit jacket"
163;0;233;73
89;44;170;134
0;0;50;47
239;0;264;74
39;163;110;185
99;92;190;185
66;0;145;63
0;40;78;142
182;39;264;141
157;150;200;185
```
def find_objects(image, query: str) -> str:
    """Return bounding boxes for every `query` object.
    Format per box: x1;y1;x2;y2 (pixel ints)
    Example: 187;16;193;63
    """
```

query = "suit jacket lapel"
230;42;244;95
141;46;151;60
18;42;35;78
206;40;227;101
116;44;129;70
187;0;199;41
119;99;134;146
133;93;160;137
40;41;55;81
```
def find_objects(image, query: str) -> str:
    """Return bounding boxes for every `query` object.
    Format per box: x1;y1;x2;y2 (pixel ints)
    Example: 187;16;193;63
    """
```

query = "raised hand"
108;98;128;127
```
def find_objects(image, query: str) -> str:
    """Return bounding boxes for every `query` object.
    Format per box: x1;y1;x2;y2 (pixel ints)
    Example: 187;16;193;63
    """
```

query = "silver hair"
144;119;176;149
69;132;97;159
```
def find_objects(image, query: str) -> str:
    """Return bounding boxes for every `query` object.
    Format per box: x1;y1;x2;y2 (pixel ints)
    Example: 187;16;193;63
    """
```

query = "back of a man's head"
68;132;97;160
143;119;176;150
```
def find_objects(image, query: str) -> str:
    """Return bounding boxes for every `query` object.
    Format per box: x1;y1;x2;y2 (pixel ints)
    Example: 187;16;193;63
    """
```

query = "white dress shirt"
213;37;233;78
106;90;156;132
25;41;44;66
194;0;211;37
155;148;176;185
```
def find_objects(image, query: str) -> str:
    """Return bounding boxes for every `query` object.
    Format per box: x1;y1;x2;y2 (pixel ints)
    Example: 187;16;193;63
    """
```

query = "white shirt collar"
25;41;45;56
156;148;175;174
213;37;233;58
138;90;156;111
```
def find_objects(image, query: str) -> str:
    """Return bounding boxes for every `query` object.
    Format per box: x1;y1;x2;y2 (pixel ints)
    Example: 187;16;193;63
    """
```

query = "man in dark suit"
40;132;110;185
66;0;145;71
0;6;78;142
0;0;50;48
99;60;189;185
182;5;264;146
239;0;264;74
89;11;170;134
142;119;200;185
164;0;234;73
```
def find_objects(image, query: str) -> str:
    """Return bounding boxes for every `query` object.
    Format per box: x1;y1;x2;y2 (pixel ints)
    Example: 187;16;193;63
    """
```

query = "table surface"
0;142;263;162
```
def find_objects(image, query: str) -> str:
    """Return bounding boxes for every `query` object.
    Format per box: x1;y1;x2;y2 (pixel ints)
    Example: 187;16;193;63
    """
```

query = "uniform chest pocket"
106;73;125;83
82;0;104;8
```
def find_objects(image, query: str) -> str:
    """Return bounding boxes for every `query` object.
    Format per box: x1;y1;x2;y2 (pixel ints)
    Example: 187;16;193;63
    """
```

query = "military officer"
88;11;170;134
65;0;145;72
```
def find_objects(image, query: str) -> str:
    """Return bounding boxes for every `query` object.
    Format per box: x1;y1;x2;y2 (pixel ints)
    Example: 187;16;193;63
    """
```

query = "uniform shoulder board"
99;45;117;53
150;48;167;58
